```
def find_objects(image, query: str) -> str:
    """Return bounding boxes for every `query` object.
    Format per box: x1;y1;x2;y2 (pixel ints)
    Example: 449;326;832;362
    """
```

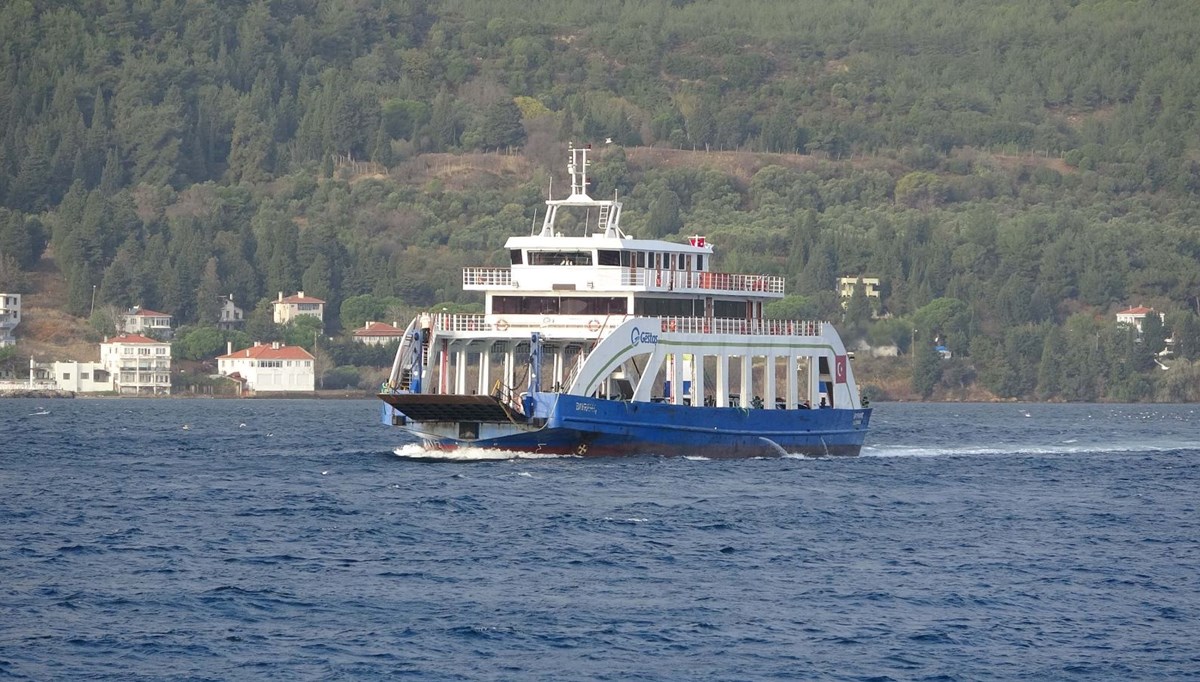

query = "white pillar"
455;344;468;394
715;352;728;407
671;351;683;405
765;353;777;409
479;343;491;395
554;344;564;391
740;354;751;408
504;342;514;392
787;354;798;409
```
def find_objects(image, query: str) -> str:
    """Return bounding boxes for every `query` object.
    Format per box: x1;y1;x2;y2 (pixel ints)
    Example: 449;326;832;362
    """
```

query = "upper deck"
463;265;784;297
461;144;785;300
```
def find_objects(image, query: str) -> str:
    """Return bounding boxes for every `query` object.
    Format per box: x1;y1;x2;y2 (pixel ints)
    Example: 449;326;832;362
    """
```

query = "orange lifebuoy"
587;319;601;333
495;319;509;331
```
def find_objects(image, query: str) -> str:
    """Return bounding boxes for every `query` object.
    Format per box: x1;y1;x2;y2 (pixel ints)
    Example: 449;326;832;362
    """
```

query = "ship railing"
622;268;785;294
463;268;512;288
432;313;491;332
430;313;627;333
462;266;783;295
658;317;823;337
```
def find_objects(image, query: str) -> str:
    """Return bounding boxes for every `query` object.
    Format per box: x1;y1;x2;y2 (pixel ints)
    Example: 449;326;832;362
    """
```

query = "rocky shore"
0;389;75;399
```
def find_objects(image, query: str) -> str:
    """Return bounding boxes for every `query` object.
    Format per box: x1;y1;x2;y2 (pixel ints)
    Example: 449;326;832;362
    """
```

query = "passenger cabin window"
597;250;620;266
696;255;704;270
493;296;627;315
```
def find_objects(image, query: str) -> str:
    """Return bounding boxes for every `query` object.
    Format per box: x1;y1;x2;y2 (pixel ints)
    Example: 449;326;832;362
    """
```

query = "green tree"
764;295;818;321
281;314;324;351
0;209;47;268
473;99;526;151
1169;312;1200;361
340;294;390;331
174;326;226;361
1036;325;1066;399
843;280;873;343
911;331;943;398
645;189;682;238
196;257;225;326
1138;312;1166;368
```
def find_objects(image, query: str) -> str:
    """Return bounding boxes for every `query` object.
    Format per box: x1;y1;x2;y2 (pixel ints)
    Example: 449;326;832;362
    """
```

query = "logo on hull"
630;327;659;346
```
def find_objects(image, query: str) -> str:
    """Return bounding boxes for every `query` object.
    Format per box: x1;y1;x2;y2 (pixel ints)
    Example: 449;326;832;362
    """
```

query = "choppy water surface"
2;399;1198;680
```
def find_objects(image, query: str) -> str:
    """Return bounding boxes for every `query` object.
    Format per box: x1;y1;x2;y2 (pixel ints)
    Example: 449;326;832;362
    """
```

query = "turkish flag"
835;355;847;384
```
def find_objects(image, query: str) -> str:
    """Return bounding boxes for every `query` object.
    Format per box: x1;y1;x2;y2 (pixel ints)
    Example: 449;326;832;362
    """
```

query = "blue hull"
386;393;871;459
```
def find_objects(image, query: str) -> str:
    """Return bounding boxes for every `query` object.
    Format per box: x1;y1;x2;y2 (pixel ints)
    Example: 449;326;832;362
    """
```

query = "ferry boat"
379;145;872;458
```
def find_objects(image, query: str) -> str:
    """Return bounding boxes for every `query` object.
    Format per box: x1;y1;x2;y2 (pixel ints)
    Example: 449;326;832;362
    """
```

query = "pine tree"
196;257;224;325
911;331;943;398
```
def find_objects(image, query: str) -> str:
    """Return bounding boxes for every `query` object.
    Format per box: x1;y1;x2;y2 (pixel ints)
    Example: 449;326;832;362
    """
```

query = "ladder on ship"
389;319;422;390
597;204;611;232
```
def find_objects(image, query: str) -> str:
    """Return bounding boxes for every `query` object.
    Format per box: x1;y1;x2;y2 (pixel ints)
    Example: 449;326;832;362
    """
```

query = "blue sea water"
1;399;1198;681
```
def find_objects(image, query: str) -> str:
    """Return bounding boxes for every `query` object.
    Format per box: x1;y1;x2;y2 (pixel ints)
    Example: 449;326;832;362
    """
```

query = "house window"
62;373;71;380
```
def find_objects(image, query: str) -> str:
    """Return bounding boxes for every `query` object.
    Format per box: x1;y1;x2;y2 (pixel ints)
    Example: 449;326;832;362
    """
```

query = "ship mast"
540;144;626;239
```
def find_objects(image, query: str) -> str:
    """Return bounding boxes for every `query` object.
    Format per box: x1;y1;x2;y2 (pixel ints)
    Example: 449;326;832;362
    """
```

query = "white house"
101;333;173;395
121;306;174;338
353;321;406;346
272;291;325;325
23;334;170;394
1115;305;1161;333
1;292;20;347
31;360;113;392
217;294;244;330
216;341;315;393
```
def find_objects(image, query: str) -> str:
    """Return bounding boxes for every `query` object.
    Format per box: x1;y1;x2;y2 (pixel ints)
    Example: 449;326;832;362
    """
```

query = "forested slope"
2;0;1199;400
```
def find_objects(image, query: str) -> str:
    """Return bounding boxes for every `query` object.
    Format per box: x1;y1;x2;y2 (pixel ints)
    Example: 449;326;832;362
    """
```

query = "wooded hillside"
2;0;1199;400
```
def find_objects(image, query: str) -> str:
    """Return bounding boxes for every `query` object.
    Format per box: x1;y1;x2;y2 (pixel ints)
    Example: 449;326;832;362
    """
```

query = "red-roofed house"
101;333;173;395
273;291;325;325
353;321;406;346
1115;305;1161;333
120;306;174;338
216;342;315;393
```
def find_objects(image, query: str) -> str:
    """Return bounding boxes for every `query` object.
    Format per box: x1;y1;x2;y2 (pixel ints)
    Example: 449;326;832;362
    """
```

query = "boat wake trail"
861;441;1198;458
392;443;570;462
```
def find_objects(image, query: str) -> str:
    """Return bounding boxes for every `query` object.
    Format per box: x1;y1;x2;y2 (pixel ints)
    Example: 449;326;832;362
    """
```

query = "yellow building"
838;276;880;303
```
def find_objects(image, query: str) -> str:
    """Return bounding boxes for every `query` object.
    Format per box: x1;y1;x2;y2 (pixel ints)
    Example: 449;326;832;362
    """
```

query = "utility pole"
90;285;97;317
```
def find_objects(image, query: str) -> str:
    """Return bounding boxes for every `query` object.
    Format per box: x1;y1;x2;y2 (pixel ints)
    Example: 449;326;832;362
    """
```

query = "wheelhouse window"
509;249;523;264
597;250;621;266
529;251;593;266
